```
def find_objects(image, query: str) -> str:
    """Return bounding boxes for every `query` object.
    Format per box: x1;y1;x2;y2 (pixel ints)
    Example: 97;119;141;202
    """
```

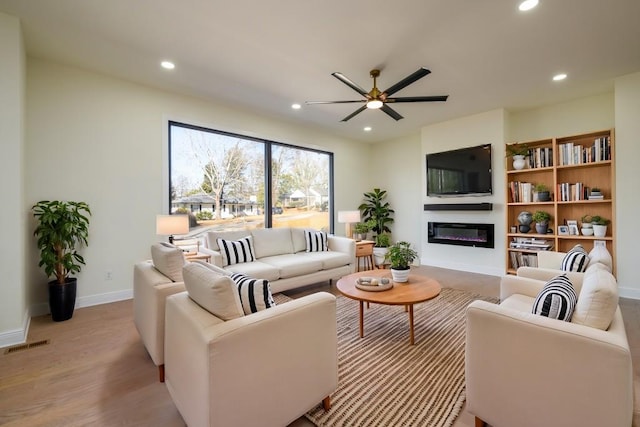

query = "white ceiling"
2;0;640;143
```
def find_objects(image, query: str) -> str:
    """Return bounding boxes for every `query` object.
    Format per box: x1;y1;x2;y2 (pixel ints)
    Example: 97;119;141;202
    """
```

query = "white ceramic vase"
593;224;607;237
512;155;526;170
373;247;388;266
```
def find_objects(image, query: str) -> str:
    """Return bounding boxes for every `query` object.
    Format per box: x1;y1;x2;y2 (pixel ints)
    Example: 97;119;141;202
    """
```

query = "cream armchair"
165;291;338;427
465;273;632;427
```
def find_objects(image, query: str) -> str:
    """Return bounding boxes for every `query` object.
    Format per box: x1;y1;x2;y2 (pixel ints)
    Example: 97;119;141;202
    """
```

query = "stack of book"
509;252;539;269
509;237;554;251
508;181;533;203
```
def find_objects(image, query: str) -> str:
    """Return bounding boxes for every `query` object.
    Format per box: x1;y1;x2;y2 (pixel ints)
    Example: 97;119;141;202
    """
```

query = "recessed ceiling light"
161;61;175;70
553;73;567;81
291;103;301;110
363;126;372;132
518;0;539;11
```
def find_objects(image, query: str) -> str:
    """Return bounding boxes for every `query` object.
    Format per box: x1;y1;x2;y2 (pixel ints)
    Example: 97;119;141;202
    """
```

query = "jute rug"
304;287;498;427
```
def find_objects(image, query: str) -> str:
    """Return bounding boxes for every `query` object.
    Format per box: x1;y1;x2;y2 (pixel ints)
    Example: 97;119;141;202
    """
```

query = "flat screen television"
426;144;492;196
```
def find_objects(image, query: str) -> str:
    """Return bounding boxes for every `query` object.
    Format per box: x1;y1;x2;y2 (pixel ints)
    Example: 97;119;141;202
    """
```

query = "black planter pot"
49;278;77;322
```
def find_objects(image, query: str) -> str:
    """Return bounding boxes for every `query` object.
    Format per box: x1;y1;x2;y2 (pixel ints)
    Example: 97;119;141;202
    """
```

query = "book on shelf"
508;181;532;203
509;251;539;269
558;136;611;166
509;237;554;251
557;182;591;201
527;147;553;169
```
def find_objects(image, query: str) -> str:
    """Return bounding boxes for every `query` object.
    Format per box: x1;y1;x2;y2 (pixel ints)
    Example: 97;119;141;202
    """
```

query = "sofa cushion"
151;242;186;282
290;228;308;253
588;245;613;273
305;230;328;252
532;274;577;321
572;265;618;330
230;273;276;314
251;227;293;258
561;244;589;272
182;262;244;321
205;230;251;251
217;236;256;266
260;254;323;279
296;251;352;270
224;260;281;281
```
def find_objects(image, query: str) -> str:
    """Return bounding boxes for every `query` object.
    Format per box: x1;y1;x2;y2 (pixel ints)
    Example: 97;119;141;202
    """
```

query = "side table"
355;240;375;271
184;252;211;263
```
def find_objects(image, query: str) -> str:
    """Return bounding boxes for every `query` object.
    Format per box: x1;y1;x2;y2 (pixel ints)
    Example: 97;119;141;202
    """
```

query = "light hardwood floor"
1;266;638;426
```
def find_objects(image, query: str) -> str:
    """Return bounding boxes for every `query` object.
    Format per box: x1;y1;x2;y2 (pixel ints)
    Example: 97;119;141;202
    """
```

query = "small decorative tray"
355;277;393;292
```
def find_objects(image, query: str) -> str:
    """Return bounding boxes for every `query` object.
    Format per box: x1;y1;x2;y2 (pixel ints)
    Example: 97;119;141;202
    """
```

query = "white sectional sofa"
200;227;356;293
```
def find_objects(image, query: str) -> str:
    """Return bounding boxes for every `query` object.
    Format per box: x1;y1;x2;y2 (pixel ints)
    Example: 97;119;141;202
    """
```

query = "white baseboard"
420;259;503;277
4;289;135;347
619;287;640;300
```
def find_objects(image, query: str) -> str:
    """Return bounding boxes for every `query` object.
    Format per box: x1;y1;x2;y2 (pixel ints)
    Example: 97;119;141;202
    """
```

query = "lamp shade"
156;214;189;236
337;210;361;223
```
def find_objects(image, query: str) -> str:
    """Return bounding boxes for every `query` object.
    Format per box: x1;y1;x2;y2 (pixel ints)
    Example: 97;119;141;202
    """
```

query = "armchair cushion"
561;244;589;272
150;242;186;282
230;273;276;314
183;262;244;321
217;236;256;266
531;274;577;321
572;264;618;330
305;230;328;252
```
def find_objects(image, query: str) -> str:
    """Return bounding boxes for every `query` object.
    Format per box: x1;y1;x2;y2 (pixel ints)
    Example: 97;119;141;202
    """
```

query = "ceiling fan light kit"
306;67;448;122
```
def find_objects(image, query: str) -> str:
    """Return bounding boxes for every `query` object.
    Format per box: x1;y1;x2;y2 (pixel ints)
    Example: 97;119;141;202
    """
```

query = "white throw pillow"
217;236;256;266
572;266;618;330
305;230;328;252
230;272;276;314
150;242;186;282
182;262;244;320
588;245;613;273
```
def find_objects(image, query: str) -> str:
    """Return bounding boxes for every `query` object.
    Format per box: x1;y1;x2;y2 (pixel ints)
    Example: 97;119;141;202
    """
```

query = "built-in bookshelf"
505;130;615;274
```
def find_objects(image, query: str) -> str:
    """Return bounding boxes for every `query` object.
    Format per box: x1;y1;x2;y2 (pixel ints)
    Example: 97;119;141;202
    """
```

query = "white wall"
419;109;508;276
370;132;421;249
614;72;640;298
24;58;371;316
0;13;27;347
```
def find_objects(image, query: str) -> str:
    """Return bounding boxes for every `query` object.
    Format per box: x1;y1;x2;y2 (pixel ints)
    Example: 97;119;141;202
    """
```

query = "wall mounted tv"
426;144;492;197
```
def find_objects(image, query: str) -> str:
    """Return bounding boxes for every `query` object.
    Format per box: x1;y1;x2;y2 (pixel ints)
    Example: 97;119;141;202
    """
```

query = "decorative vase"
593;224;607;237
49;278;77;322
536;191;550;202
353;232;367;242
512;155;526;170
390;268;410;283
535;223;548;234
581;224;594;236
517;211;533;233
373;247;388;266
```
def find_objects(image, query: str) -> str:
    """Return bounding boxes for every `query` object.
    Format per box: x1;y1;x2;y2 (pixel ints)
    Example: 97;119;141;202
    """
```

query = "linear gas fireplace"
428;222;494;248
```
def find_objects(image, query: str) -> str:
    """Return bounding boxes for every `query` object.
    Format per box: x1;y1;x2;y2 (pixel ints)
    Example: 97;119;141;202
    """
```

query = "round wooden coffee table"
336;269;442;345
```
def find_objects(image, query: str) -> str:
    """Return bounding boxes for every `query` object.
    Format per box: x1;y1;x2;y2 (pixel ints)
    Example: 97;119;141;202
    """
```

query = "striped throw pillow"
216;236;256;266
532;274;577;321
305;230;328;252
561;244;589;272
230;273;276;314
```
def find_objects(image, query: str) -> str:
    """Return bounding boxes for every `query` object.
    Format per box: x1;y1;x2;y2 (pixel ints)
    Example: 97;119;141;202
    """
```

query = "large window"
169;121;333;235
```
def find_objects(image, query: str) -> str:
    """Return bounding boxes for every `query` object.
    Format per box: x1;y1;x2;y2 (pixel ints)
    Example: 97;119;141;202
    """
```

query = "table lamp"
338;210;361;239
156;214;189;244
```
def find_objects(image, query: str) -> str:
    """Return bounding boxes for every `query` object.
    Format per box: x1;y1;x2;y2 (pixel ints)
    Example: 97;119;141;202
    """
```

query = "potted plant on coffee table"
385;241;418;283
32;200;91;321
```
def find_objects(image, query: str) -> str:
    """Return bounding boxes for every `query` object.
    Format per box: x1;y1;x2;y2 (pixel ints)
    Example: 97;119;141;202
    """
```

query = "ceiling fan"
305;67;448;122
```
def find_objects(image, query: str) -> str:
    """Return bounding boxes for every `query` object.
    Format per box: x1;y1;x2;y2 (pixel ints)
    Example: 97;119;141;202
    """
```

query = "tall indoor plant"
32;200;91;321
358;188;394;236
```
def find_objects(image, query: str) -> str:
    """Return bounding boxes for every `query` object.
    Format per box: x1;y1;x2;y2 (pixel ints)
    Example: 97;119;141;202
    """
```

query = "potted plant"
580;214;594;236
353;219;375;241
532;210;552;234
385;241;418;283
533;183;551;202
358;188;394;236
32;200;91;322
372;233;391;266
506;143;529;170
590;215;610;237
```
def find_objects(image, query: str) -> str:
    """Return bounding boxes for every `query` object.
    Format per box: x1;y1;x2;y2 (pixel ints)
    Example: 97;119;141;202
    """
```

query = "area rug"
305;287;498;427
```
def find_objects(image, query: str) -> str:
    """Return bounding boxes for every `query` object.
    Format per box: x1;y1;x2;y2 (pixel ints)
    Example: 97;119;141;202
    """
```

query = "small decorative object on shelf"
506;142;530;170
533;183;551;202
517;211;533;233
532;211;552;234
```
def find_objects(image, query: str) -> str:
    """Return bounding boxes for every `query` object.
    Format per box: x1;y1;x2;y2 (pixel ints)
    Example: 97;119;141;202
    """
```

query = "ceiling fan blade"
332;72;369;96
386;95;449;103
305;100;366;105
383;68;431;97
381;104;404;121
340;106;367;122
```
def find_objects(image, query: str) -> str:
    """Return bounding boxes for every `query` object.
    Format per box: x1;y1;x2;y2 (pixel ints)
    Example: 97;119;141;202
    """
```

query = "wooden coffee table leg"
408;304;415;345
359;300;364;338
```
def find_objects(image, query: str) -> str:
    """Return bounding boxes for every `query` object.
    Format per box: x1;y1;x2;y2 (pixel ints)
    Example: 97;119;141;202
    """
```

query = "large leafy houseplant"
358;188;394;236
32;200;91;284
32;200;91;321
